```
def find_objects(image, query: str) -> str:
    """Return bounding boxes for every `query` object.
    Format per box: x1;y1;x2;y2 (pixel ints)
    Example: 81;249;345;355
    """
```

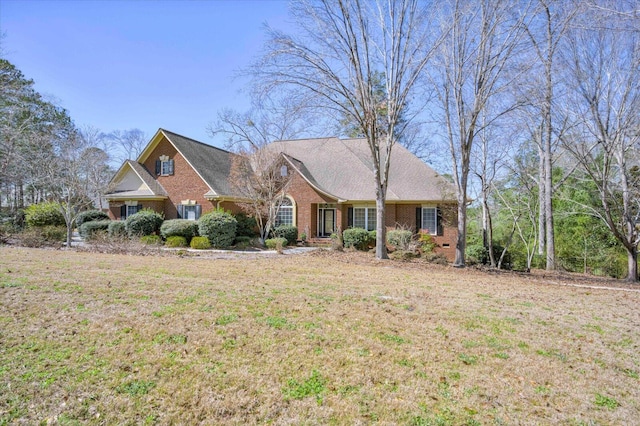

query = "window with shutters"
421;207;437;235
177;203;201;220
120;203;141;220
353;207;376;231
156;155;174;176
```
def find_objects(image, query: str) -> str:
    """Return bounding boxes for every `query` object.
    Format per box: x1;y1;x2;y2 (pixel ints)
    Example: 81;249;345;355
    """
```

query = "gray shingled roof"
160;129;236;197
271;137;455;202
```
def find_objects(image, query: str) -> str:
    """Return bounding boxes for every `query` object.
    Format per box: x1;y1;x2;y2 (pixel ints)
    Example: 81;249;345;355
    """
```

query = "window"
353;207;376;231
155;157;174;176
421;207;437;235
120;203;141;220
275;197;294;226
177;204;201;220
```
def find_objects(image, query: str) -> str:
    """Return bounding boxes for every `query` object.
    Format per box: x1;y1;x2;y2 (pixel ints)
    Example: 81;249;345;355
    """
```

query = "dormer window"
155;155;174;176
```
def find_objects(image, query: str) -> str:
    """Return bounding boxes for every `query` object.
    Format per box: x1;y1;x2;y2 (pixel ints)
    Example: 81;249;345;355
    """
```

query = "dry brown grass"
1;246;639;425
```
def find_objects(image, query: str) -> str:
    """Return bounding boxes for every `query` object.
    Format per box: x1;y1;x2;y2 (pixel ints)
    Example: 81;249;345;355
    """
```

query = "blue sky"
1;0;290;147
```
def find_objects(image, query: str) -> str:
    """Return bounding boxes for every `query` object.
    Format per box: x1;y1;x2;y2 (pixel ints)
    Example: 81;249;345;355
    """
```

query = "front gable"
105;161;167;201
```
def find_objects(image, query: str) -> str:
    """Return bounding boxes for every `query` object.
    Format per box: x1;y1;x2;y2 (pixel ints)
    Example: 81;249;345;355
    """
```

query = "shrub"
234;235;253;249
140;235;162;245
419;232;438;253
79;220;111;238
165;235;188;247
423;252;448;265
234;213;259;238
125;209;163;237
343;228;373;251
25;202;65;228
190;236;211;249
108;221;127;238
198;210;237;248
18;225;66;247
390;250;418;261
265;237;287;252
387;229;414;250
272;225;298;246
160;219;198;242
76;210;109;227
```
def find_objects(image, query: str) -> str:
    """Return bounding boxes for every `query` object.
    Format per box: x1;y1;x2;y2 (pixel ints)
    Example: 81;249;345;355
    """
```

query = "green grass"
0;247;638;424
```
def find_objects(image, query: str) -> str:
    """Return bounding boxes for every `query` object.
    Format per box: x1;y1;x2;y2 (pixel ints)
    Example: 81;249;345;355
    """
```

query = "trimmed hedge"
125;209;163;237
25;202;65;227
108;221;127;237
79;220;111;238
165;235;188;247
76;210;109;227
198;210;237;248
272;225;298;246
190;236;211;249
160;219;198;242
343;228;373;251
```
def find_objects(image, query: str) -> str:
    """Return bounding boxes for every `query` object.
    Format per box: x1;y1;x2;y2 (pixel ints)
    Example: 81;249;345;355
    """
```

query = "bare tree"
429;0;529;266
251;0;438;259
229;149;294;244
208;93;314;151
520;0;579;270
562;10;640;281
471;115;516;268
105;128;147;165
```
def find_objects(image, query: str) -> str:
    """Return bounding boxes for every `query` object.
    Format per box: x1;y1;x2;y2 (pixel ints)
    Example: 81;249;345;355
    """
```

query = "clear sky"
0;0;290;147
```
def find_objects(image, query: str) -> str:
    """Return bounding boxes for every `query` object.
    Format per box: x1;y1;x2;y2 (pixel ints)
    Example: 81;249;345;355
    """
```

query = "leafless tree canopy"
250;0;439;259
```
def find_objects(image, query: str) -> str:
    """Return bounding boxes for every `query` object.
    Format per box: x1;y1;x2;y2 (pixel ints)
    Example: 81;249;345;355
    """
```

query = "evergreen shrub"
190;236;211;249
140;235;162;245
165;235;188;247
25;202;65;227
343;228;373;251
265;237;287;250
234;213;259;237
76;210;109;227
160;219;198;242
125;209;163;237
272;225;298;245
198;210;237;248
79;220;111;238
108;221;127;237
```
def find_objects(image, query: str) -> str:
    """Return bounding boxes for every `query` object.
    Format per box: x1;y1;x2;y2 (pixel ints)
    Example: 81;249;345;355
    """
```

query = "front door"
318;208;335;237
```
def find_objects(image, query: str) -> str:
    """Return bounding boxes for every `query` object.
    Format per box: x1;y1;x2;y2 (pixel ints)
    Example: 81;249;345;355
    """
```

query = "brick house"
105;129;458;260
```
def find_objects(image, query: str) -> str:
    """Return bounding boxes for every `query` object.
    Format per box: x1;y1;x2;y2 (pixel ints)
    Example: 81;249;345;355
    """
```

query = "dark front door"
318;208;335;237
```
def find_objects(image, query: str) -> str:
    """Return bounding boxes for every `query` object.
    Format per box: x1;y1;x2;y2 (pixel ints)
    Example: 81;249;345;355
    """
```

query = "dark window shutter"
416;207;422;233
177;204;184;219
120;205;126;219
168;159;174;175
155;160;161;175
347;207;353;228
195;204;202;219
437;208;444;236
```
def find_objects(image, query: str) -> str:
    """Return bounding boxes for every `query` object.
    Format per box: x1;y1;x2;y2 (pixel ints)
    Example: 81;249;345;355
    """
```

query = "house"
105;129;458;259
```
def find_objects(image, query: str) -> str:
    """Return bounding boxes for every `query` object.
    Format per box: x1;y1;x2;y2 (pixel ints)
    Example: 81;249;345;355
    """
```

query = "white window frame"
161;160;172;176
275;197;295;227
353;206;376;231
421;206;438;235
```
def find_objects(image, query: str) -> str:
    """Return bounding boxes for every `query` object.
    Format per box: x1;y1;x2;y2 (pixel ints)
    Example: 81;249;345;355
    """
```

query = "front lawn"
1;247;638;424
